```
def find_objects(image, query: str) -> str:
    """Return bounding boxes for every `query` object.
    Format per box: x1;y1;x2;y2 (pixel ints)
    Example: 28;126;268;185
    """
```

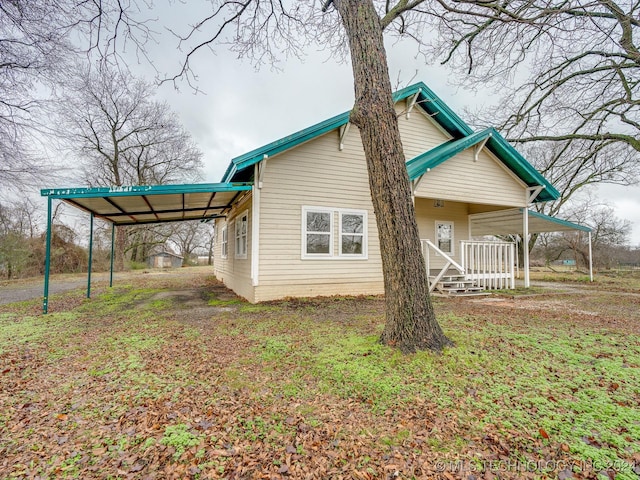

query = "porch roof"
469;208;591;236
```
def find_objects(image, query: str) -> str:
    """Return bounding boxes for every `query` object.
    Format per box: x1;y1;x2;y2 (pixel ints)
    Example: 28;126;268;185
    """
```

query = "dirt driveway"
0;267;213;306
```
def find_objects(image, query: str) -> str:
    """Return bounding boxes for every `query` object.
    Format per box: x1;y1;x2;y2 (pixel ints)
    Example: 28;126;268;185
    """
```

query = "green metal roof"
41;183;253;225
406;128;494;181
527;209;591;232
222;81;471;182
222;81;559;203
469;208;591;235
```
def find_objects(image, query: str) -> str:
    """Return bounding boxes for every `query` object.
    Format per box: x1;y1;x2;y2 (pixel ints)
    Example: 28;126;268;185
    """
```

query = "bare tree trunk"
334;0;452;353
115;226;126;271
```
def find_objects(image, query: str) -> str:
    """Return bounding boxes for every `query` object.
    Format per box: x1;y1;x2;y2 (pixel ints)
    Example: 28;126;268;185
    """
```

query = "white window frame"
302;206;334;258
221;224;228;259
235;211;248;259
301;206;368;260
435;221;454;255
339;210;368;258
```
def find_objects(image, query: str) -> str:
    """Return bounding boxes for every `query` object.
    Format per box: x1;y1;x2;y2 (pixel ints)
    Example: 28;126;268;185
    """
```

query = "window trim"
435;220;454;255
235;210;248;259
301;206;368;260
338;210;368;259
220;224;228;259
302;206;334;259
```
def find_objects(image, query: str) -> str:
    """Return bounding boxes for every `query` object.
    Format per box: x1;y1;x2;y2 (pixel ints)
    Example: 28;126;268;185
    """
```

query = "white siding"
213;193;255;302
254;125;384;302
396;104;452;160
415;199;470;271
413;148;528;207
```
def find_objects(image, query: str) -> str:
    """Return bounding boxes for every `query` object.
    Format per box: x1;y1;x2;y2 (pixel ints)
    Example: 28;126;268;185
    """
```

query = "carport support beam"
523;208;530;288
588;231;593;282
87;213;94;298
109;223;115;287
43;196;53;314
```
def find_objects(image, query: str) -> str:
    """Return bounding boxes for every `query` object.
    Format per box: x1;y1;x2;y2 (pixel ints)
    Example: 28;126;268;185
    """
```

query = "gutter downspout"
251;156;267;291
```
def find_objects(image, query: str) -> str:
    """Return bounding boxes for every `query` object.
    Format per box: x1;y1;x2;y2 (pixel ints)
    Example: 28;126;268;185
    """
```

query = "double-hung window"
302;207;367;259
235;211;248;259
303;207;333;257
339;211;366;256
221;225;228;259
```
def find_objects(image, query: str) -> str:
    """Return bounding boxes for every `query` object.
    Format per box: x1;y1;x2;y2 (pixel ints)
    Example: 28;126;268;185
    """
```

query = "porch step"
438;287;491;297
429;275;491;297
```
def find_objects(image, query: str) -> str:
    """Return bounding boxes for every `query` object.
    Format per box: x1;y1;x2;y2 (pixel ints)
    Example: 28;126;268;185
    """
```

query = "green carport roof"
40;183;253;226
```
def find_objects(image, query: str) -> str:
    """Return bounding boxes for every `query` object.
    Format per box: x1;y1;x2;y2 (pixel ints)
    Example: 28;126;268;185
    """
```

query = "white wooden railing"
421;239;516;291
421;239;465;293
460;240;515;290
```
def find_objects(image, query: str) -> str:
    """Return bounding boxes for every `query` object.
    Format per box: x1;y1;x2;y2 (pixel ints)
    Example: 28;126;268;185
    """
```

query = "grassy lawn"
0;271;639;479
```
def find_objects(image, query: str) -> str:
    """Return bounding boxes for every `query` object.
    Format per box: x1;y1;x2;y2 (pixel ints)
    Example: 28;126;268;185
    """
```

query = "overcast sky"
121;4;640;246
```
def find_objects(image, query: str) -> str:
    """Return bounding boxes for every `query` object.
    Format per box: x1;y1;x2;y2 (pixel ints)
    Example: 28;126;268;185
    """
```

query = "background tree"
0;1;151;195
411;0;640;205
167;221;215;265
57;65;203;270
0;2;71;193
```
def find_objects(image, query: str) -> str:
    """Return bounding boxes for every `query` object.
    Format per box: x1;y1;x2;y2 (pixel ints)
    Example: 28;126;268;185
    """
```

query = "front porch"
419;207;593;296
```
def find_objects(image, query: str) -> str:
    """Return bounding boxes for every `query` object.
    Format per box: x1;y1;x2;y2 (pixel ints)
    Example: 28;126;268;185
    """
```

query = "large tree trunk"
334;0;452;353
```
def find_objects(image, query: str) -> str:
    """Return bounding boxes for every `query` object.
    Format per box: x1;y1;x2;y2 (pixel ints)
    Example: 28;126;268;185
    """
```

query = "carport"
469;208;593;287
40;183;253;313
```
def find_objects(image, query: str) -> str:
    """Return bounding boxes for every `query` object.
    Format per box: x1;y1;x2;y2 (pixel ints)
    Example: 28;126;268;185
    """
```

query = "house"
147;250;184;269
212;81;589;302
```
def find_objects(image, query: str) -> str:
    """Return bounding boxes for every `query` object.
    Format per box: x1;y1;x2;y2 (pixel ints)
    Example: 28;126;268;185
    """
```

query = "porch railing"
460;240;515;290
421;239;516;291
421;239;465;293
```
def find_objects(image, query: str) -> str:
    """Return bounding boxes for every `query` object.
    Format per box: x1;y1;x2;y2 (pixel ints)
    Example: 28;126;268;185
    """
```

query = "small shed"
148;251;183;269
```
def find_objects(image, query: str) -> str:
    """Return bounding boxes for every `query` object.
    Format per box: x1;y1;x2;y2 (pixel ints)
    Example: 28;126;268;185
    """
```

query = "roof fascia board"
486;132;560;202
396;82;474;138
229;111;351;176
41;182;253;199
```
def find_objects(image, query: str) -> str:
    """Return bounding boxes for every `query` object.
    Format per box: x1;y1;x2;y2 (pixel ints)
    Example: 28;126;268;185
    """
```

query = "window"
303;208;333;257
235;211;248;259
302;206;367;259
340;211;366;256
436;221;454;254
221;225;228;259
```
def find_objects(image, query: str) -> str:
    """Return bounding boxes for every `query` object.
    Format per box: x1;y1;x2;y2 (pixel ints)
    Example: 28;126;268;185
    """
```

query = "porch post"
109;222;115;288
43;196;53;314
523;209;530;288
87;212;94;298
588;231;593;282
